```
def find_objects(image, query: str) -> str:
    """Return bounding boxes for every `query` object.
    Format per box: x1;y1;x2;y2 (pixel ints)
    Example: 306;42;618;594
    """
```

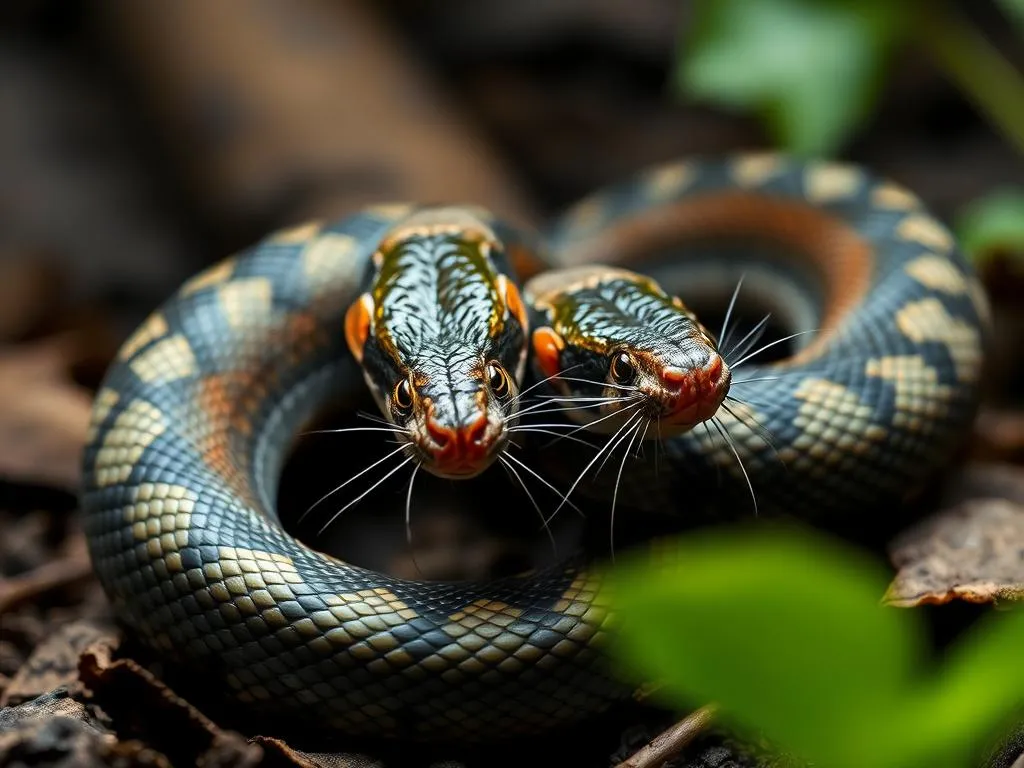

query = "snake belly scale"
81;156;989;740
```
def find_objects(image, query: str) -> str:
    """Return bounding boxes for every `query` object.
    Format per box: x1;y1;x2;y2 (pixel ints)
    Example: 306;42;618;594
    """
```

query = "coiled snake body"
81;155;989;740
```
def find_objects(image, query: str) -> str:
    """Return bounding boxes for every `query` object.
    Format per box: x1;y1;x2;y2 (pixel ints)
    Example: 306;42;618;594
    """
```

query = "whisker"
720;401;780;458
508;427;596;450
299;443;409;523
511;362;588;404
594;404;650;477
317;456;415;535
302;425;409;437
357;411;398;427
501;451;584;518
543;407;644;527
609;416;645;564
724;313;770;362
514;398;620;419
499;456;559;557
404;463;422;576
555;375;639;392
730;330;818;369
555;396;645;442
718;274;746;352
730;376;784;385
710;416;757;517
702;421;723;487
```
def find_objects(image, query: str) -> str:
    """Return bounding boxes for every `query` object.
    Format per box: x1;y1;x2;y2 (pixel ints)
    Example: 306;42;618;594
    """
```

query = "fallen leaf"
0;619;118;707
886;498;1024;606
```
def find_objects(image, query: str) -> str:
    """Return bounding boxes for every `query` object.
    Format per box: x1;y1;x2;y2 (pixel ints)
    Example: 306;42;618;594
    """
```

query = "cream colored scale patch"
129;334;197;384
895;298;982;383
865;356;953;433
776;379;888;471
94;398;168;487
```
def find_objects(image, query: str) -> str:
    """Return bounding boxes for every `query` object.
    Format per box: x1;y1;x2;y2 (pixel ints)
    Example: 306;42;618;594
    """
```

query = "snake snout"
659;353;730;428
422;412;497;478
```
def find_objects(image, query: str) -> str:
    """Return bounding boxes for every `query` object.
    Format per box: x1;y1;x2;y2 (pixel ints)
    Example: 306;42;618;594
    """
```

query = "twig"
615;705;718;768
0;536;94;614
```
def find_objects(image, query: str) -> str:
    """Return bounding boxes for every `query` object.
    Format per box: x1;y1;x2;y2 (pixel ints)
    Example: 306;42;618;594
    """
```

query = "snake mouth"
657;355;731;430
413;414;507;480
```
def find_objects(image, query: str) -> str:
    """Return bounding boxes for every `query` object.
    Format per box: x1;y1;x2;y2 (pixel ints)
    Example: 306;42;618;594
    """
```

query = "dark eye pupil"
487;363;508;396
611;352;635;384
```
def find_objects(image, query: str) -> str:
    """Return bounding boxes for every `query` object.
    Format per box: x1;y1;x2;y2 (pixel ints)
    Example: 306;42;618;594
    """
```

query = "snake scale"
81;154;989;740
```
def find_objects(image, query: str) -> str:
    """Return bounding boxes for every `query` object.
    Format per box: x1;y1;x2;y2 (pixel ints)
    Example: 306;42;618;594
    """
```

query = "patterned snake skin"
81;155;989;741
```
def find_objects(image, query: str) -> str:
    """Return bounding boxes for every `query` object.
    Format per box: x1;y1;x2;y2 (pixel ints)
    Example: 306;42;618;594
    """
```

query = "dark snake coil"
81;155;989;740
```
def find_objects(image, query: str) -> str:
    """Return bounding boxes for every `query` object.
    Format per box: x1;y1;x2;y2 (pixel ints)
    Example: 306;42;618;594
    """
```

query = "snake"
80;154;989;741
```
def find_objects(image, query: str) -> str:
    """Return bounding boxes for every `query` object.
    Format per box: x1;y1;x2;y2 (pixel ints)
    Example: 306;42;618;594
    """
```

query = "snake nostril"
704;356;723;385
661;366;688;386
466;414;488;445
426;418;455;449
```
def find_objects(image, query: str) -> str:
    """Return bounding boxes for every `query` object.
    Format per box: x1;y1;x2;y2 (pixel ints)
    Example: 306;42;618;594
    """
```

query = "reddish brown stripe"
559;192;873;362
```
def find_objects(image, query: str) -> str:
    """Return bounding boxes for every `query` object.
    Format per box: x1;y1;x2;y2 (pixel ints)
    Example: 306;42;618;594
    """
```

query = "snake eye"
486;362;510;398
609;351;636;386
392;378;414;415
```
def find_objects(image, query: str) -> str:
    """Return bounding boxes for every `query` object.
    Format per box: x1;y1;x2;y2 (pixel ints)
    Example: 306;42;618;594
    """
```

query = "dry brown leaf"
78;634;263;767
886;497;1024;606
0;619;118;708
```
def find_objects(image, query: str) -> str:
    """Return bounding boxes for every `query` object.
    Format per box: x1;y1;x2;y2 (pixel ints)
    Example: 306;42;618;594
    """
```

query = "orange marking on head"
532;327;565;382
344;293;374;363
499;275;529;334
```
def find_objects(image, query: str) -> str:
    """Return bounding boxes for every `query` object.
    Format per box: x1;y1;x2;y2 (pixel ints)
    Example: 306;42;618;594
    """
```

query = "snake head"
527;266;730;437
344;210;529;479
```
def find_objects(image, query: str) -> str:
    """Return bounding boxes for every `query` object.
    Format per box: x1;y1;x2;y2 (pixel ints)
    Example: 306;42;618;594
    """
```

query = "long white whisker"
596;410;646;477
299;443;409;523
543;409;643;526
725;313;771;362
556;397;645;442
514;398;621;418
711;417;757;517
508;427;597;449
718;274;746;352
500;456;559;557
610;417;645;564
317;456;415;535
555;376;639;392
730;330;818;369
501;451;584;518
302;425;410;436
404;462;421;573
720;401;780;458
511;362;588;404
730;376;783;385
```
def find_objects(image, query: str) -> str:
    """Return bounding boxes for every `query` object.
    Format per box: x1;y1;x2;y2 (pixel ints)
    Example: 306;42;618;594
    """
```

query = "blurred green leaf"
994;0;1024;29
607;525;1024;768
677;0;907;156
956;189;1024;266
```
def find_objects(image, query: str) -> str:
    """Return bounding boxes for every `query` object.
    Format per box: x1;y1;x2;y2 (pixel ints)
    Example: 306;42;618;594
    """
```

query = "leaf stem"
915;2;1024;153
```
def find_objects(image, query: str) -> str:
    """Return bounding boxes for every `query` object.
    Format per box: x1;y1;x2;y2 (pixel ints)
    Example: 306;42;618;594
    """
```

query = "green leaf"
955;189;1024;266
994;0;1024;29
607;525;1024;768
677;0;906;156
